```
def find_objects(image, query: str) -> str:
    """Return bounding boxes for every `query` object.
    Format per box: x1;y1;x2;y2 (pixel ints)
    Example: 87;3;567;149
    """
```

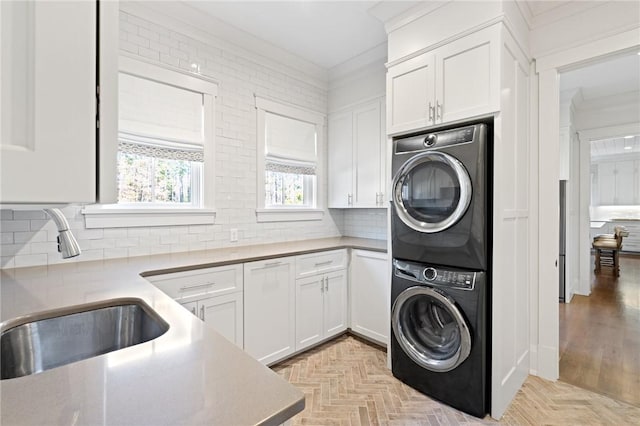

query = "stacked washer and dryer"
389;121;491;418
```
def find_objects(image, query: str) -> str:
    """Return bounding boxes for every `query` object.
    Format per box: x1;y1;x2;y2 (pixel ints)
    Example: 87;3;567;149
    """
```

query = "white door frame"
534;28;640;380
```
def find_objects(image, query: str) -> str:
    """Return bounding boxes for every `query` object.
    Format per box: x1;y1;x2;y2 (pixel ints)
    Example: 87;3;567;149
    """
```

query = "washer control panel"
394;259;476;290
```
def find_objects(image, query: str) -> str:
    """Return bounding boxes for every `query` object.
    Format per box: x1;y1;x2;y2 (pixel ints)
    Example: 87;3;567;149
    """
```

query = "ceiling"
591;135;640;158
184;1;417;69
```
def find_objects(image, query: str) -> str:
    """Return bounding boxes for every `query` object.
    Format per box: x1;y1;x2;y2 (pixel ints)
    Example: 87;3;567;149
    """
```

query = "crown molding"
120;1;329;90
328;42;387;83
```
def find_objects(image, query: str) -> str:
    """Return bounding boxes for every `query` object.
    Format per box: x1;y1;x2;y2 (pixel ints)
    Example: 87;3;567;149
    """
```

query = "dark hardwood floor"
559;254;640;407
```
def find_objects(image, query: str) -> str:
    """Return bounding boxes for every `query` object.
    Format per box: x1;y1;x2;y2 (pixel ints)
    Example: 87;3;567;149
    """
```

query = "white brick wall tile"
1;220;30;232
120;40;138;54
160;53;180;68
13;231;48;244
14;254;48;268
128;246;151;258
138;46;160;61
128;228;150;238
127;32;150;48
1;210;13;220
1;233;14;244
104;229;128;239
29;242;59;255
104;248;129;259
139;27;160;42
13;211;47;220
116;238;140;248
1;257;15;268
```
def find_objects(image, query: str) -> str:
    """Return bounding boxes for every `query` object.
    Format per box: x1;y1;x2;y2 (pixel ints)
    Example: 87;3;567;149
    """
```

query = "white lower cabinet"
180;293;243;348
350;250;390;345
295;269;348;351
146;264;244;348
244;257;296;365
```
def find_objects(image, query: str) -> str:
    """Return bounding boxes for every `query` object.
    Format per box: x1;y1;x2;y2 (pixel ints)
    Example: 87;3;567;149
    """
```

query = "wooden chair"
592;226;627;276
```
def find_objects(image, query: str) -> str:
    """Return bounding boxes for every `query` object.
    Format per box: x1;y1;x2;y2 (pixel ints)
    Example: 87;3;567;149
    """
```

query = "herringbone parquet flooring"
273;335;640;425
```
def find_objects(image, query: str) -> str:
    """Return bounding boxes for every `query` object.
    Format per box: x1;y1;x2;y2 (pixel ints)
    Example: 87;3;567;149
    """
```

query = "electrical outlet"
230;228;238;242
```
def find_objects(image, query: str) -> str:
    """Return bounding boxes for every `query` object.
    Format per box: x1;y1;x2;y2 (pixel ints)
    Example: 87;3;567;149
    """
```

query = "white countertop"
0;237;386;425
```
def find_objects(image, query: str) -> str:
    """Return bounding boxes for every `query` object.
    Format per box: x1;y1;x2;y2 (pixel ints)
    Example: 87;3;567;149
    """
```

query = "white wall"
0;7;346;269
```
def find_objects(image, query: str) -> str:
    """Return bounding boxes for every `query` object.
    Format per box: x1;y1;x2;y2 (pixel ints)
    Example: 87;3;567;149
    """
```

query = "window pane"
265;171;313;207
117;151;194;204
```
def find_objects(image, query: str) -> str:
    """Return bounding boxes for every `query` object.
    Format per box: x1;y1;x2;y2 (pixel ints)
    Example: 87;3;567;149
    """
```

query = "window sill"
255;208;324;223
82;205;216;228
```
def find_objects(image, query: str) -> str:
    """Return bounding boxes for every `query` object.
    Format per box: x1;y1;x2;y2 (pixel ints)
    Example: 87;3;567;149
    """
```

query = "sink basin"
1;298;169;380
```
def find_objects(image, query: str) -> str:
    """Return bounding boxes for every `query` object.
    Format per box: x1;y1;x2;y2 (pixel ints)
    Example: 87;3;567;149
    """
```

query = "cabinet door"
434;26;500;124
387;53;435;135
353;100;382;207
200;293;244;349
295;275;324;351
244;258;295;365
350;250;390;345
598;162;616;205
323;269;348;338
328;110;354;208
615;160;635;205
180;301;198;317
0;1;96;203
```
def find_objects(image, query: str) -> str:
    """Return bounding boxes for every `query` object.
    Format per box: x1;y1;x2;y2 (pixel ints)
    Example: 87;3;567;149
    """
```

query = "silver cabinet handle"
325;277;329;292
436;101;442;120
263;261;282;267
200;305;205;321
348;193;353;206
320;276;325;293
190;306;196;316
315;260;333;267
428;101;434;122
180;282;215;292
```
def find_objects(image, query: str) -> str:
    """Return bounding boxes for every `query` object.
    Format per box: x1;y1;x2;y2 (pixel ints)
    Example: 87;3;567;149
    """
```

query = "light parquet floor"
273;335;640;425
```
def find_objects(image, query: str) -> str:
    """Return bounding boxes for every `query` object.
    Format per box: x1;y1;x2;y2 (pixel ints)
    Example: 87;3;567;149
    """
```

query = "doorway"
557;52;640;406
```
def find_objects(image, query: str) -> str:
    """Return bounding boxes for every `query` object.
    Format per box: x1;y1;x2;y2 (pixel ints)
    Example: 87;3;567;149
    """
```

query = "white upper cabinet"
387;54;436;134
593;159;639;206
386;25;500;135
0;1;97;203
328;98;386;208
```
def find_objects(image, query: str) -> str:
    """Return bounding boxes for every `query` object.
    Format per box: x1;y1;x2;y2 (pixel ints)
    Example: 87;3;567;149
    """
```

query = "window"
255;96;325;222
82;57;218;228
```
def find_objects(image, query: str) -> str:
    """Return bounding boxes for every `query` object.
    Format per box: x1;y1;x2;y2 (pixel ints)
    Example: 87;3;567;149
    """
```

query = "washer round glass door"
392;151;471;233
392;286;471;372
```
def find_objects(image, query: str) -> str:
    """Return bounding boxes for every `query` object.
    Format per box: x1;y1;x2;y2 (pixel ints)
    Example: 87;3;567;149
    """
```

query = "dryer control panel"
394;259;476;290
395;125;476;154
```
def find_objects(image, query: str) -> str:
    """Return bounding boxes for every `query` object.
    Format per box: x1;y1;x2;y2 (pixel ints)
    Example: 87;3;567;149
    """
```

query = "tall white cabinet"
0;1;97;203
328;98;387;208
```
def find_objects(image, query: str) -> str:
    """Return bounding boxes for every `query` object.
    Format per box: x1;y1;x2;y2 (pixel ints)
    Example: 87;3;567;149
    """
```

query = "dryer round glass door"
392;286;471;372
392;151;471;233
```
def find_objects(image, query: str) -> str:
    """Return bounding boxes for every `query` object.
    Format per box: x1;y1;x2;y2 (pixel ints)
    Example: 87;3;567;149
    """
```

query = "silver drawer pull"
314;260;333;267
263;261;282;267
180;282;215;292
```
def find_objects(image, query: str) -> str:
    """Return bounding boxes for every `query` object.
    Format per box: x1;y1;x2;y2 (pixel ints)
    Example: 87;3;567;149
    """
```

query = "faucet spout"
43;208;81;259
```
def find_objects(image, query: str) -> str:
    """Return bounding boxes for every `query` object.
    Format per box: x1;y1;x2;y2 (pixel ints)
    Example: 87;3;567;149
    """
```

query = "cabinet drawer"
295;249;348;278
147;264;243;302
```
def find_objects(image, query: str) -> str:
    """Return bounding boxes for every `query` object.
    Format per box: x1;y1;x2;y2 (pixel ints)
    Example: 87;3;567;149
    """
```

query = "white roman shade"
119;72;204;145
265;112;317;175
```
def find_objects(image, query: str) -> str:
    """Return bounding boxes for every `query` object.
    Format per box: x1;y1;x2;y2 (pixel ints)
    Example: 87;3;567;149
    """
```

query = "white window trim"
255;95;325;223
83;56;218;228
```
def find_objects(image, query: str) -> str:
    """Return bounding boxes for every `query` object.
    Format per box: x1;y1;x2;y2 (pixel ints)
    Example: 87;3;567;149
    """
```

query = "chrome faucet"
43;208;81;259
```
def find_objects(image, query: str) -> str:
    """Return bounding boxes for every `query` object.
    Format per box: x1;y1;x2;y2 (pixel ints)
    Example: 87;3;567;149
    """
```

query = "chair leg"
614;250;620;277
594;249;601;273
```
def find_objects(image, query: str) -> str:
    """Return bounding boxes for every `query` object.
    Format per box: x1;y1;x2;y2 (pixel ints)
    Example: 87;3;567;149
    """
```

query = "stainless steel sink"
1;298;169;380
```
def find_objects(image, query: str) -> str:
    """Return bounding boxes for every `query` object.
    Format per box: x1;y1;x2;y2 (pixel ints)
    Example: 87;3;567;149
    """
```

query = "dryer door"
392;151;471;233
392;286;471;372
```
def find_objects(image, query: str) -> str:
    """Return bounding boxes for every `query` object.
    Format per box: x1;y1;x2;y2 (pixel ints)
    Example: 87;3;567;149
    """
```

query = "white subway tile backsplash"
14;254;48;268
1;233;14;244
